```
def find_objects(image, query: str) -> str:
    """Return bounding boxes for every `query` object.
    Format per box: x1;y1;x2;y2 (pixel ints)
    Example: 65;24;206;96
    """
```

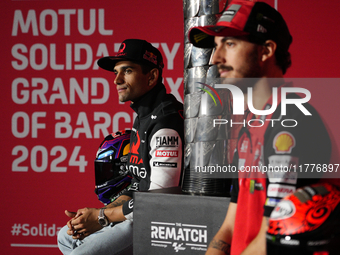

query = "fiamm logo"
197;82;223;107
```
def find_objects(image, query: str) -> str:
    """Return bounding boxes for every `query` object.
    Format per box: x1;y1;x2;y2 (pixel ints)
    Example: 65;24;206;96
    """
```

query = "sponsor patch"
267;170;298;185
143;50;158;65
153;162;178;168
224;10;236;15
254;148;260;161
270;200;296;220
257;24;267;33
116;43;126;56
279;238;300;246
130;131;141;155
250;180;264;194
156;136;179;147
238;158;245;170
265;198;282;207
267;184;296;198
273;132;296;154
268;155;299;167
155;150;178;157
219;4;241;23
240;140;248;153
268;155;298;184
194;32;209;44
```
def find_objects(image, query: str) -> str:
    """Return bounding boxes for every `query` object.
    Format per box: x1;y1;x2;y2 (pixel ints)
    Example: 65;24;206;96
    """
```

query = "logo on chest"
240;140;249;153
273;132;296;154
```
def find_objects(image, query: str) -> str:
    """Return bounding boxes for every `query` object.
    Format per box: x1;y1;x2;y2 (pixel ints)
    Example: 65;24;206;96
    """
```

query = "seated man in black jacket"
57;39;184;255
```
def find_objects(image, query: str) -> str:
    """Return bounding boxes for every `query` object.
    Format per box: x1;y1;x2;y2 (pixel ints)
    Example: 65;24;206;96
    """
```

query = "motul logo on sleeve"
156;150;178;157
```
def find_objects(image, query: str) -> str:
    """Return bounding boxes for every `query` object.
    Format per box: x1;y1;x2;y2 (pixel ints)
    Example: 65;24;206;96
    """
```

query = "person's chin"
118;96;129;103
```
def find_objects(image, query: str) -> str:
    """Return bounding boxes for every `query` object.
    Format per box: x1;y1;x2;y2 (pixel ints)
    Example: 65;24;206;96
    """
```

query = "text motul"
155;150;178;157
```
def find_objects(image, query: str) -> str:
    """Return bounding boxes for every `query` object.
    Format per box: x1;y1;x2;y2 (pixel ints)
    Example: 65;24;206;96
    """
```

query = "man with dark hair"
189;1;331;254
57;39;184;255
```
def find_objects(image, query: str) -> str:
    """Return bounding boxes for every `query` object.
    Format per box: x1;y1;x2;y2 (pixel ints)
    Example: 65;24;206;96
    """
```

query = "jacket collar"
130;83;166;118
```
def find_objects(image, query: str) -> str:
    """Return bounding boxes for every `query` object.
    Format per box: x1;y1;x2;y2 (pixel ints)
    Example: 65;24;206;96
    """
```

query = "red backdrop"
1;0;339;254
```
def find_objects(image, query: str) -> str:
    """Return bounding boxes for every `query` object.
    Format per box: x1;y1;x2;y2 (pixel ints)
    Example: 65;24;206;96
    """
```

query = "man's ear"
148;68;159;87
261;40;277;62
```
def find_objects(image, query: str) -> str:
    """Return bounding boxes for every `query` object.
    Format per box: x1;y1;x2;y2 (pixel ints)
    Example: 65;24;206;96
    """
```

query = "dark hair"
275;47;291;75
140;63;163;84
249;35;292;75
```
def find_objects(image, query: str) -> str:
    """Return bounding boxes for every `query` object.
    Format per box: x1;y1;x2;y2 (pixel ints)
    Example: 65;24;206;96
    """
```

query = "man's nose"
114;72;124;85
211;46;225;65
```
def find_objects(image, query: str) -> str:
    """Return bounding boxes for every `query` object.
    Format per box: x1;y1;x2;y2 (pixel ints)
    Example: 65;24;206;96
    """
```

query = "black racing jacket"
122;83;184;218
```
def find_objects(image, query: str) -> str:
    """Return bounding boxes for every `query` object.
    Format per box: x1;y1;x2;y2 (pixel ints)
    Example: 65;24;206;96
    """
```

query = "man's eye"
226;42;234;47
125;69;132;74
